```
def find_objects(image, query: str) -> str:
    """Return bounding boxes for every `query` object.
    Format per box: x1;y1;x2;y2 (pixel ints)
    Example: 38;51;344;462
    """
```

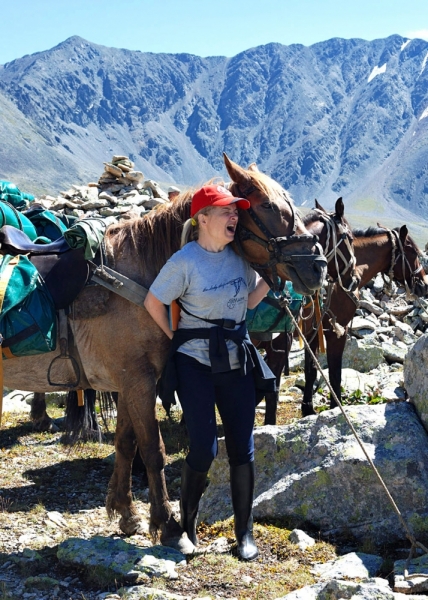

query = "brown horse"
257;220;428;421
253;197;356;424
301;223;428;416
1;154;326;553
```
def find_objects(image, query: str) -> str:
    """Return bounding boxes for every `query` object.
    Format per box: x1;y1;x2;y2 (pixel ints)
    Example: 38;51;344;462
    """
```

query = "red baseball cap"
190;185;250;217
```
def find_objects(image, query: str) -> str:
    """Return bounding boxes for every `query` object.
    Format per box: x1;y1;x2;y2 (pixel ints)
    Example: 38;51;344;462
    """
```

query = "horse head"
305;198;357;293
389;225;428;299
224;153;327;296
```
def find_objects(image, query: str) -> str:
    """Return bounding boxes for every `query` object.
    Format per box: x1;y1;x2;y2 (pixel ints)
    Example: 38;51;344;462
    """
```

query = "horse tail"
97;391;118;431
62;389;103;445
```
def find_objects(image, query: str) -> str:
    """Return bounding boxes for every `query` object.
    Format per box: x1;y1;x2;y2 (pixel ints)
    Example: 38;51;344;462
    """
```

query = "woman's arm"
144;291;173;340
247;275;270;310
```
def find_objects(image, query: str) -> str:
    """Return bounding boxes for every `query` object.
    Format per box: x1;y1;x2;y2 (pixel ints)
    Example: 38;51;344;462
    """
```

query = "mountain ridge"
1;34;428;242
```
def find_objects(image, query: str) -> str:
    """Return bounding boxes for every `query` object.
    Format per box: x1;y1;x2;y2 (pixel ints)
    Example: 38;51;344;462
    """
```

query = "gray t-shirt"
149;241;257;368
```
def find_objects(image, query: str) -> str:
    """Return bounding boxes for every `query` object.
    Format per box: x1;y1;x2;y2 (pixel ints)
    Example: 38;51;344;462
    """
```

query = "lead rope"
279;298;428;578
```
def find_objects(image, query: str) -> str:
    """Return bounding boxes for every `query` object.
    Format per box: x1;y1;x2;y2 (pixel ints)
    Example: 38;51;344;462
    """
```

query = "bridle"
382;227;425;299
233;183;327;296
313;208;359;307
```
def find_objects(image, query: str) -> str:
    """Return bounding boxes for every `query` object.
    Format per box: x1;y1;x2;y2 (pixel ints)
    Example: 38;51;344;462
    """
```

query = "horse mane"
229;168;295;206
303;210;324;226
105;190;193;276
353;226;386;238
303;209;353;237
105;179;226;277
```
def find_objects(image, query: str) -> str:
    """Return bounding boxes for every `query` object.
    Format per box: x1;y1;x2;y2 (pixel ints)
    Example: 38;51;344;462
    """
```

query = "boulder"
404;333;428;433
342;337;386;371
199;404;428;545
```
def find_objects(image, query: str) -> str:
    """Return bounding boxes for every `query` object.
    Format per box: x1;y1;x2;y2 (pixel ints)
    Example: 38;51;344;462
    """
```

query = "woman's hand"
144;291;174;339
247;276;270;309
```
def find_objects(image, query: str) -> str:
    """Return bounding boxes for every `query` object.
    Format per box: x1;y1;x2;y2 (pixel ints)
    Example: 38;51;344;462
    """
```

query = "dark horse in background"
256;217;428;422
1;154;326;553
301;223;428;416
252;196;356;424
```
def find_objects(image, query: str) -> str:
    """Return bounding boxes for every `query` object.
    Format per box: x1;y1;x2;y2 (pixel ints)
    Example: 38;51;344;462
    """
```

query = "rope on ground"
283;302;428;578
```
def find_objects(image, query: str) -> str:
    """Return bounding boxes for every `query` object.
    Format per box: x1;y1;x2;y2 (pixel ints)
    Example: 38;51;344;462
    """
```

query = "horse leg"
106;394;141;535
301;336;319;417
108;383;194;554
263;333;289;425
30;393;59;432
326;331;347;410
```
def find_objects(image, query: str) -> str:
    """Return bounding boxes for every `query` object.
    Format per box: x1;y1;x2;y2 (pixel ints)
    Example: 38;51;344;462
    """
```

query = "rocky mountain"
1;34;428;238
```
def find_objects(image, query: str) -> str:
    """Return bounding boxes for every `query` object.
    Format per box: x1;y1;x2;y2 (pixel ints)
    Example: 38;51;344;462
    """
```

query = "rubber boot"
230;461;259;561
180;460;208;546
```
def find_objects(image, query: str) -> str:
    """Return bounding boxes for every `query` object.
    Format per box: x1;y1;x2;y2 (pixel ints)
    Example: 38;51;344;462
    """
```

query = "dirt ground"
0;388;381;600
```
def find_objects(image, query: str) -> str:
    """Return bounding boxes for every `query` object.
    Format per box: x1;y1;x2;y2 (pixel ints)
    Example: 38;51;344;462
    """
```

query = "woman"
144;184;274;560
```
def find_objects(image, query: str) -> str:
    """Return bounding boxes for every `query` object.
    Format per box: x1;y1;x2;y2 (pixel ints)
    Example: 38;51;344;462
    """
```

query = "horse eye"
261;201;273;209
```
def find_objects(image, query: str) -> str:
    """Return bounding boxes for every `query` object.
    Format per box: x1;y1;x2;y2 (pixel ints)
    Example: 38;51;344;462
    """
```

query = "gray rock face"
277;578;424;599
1;35;428;235
57;537;186;583
404;333;428;433
199;404;428;545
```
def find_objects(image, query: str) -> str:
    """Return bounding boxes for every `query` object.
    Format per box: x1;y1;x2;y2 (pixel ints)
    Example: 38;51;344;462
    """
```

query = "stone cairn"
35;155;170;221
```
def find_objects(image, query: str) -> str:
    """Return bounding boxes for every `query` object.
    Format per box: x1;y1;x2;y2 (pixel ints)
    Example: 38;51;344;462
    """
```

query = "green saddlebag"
0;180;34;210
0;200;38;240
246;282;304;333
0;254;57;358
23;206;68;242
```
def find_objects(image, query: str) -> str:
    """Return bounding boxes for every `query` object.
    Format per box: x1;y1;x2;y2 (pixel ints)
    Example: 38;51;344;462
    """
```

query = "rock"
199;404;428;545
118;586;190;600
359;300;384;316
404;333;428;433
289;529;316;550
394;554;428;594
311;552;383;580
80;199;110;210
142;180;168;201
127;171;145;183
104;163;124;177
351;316;377;332
57;537;186;584
318;368;378;395
381;342;408;364
342;337;386;371
277;577;422;599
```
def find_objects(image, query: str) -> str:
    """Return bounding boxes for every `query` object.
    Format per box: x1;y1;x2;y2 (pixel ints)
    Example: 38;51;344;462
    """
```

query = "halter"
314;208;359;307
383;227;424;299
234;183;326;296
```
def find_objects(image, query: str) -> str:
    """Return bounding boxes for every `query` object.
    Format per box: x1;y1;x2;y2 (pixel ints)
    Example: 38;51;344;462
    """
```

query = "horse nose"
313;255;328;279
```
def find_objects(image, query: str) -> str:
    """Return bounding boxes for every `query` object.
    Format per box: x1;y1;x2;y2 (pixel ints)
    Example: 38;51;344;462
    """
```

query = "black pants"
176;352;256;472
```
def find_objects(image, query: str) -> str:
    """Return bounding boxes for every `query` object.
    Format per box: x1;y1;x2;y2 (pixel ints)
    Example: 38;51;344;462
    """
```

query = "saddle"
0;225;91;310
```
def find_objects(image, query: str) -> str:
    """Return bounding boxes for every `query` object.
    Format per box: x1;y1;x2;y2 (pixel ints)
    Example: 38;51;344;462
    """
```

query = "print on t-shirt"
203;276;247;311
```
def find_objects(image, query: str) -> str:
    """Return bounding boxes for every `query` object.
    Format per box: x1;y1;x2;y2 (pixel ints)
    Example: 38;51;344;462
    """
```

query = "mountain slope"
1;34;428;238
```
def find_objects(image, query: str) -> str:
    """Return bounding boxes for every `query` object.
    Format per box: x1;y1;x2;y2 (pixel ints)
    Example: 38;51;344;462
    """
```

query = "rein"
234;184;325;295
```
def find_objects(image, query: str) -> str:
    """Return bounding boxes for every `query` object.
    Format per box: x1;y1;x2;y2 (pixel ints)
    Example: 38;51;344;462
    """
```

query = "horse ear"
399;224;408;243
248;162;260;172
223;153;253;188
315;199;326;212
335;197;344;219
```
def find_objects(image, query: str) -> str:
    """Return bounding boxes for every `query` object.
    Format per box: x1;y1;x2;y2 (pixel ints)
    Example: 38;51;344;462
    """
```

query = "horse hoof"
163;532;196;555
32;418;59;433
301;404;316;417
119;515;142;536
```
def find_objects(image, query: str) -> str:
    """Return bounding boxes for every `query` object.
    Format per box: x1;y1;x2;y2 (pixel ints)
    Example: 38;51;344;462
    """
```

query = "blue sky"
1;0;428;65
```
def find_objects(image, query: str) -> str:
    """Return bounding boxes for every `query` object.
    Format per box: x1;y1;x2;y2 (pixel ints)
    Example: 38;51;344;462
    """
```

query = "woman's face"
198;205;239;248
